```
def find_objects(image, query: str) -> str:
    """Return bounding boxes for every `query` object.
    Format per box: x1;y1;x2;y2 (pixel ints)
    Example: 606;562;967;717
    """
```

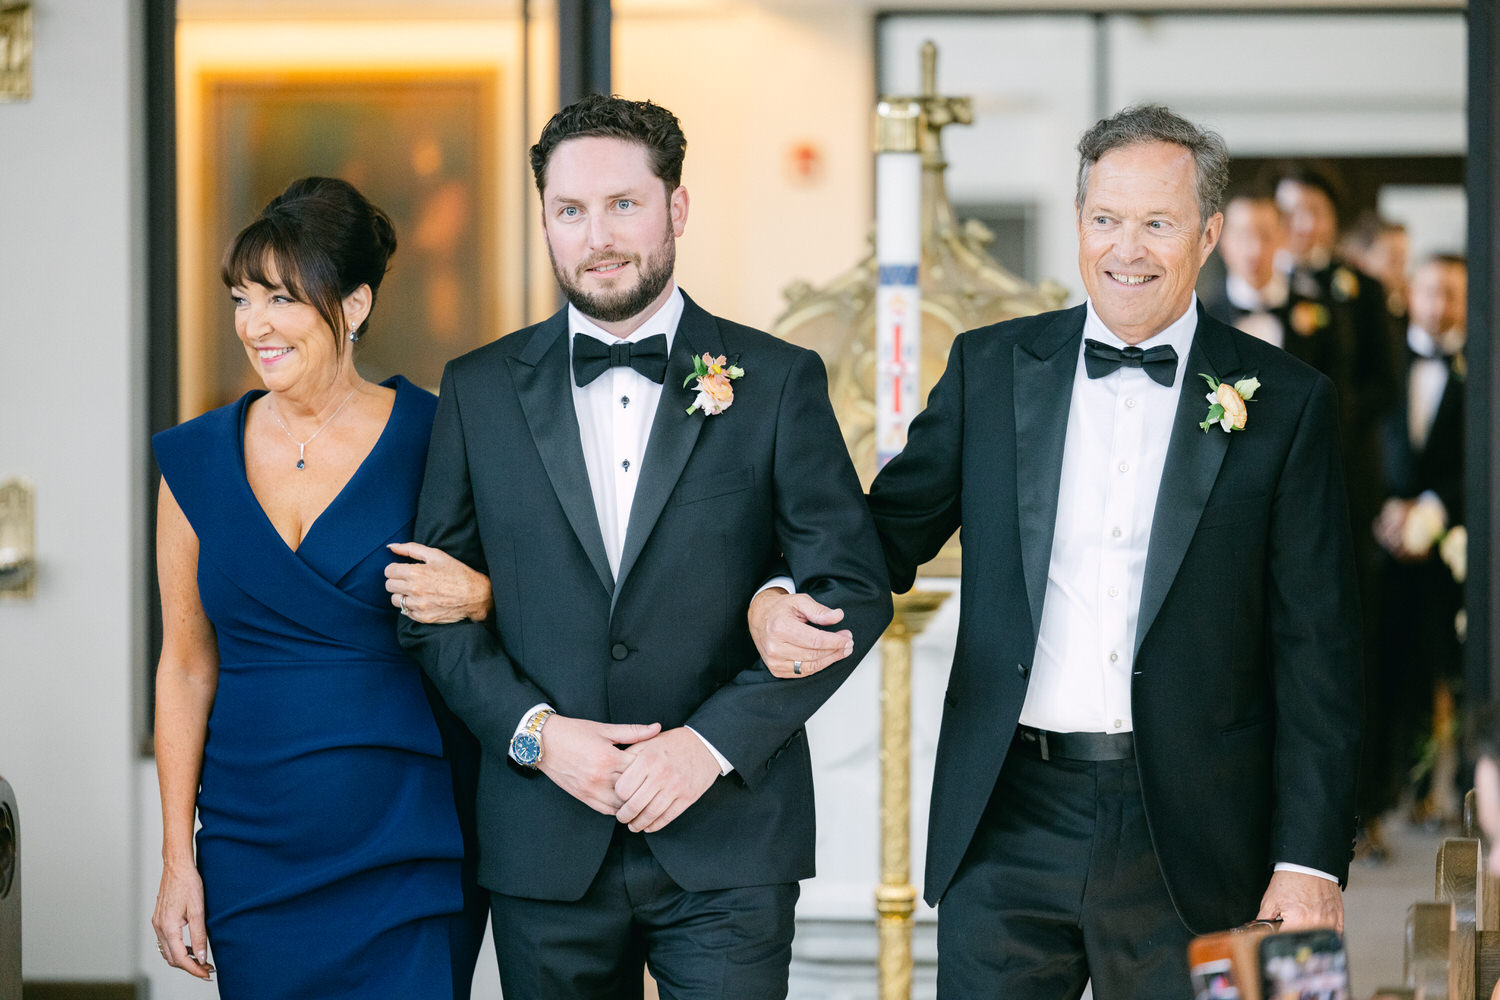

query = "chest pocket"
672;464;755;506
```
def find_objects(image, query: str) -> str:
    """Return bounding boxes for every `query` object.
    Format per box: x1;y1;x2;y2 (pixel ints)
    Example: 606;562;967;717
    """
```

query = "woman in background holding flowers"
151;177;489;998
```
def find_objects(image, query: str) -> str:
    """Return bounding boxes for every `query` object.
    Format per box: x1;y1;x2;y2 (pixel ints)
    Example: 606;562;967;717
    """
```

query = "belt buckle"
1036;729;1050;762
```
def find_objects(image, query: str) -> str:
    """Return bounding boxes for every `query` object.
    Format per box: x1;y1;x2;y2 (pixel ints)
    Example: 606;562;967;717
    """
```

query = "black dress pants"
937;739;1193;1000
489;825;797;1000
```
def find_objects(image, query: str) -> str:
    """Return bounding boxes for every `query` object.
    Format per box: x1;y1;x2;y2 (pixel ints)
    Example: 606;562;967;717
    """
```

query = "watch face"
513;732;541;766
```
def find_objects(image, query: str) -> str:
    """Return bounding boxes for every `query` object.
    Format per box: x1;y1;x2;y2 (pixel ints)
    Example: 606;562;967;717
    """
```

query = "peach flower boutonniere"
1289;300;1330;338
1198;373;1260;433
684;352;744;416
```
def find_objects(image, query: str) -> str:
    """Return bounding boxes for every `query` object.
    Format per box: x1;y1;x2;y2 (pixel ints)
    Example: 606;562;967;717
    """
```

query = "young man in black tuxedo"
1272;166;1399;562
398;95;892;999
1373;253;1468;825
752;106;1362;999
1201;190;1293;347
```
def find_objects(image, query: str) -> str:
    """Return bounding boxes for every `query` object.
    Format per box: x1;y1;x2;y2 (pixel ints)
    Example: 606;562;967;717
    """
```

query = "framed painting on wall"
182;70;500;417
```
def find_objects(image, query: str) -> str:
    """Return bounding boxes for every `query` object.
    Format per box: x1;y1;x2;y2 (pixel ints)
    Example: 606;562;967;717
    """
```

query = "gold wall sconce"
0;3;33;102
0;479;35;598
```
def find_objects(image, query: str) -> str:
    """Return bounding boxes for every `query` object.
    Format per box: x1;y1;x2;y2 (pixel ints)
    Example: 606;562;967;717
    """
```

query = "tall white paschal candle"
874;99;923;469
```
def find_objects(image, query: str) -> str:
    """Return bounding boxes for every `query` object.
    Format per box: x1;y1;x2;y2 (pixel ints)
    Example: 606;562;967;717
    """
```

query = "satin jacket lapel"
507;312;614;596
612;294;719;610
1014;305;1086;643
1135;309;1239;654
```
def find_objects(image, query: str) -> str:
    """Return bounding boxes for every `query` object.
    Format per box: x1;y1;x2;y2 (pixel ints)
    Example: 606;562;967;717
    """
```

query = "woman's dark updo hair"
222;177;397;352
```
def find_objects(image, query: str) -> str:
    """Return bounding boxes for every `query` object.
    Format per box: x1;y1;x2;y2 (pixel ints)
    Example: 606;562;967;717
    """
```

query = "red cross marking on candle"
892;323;904;413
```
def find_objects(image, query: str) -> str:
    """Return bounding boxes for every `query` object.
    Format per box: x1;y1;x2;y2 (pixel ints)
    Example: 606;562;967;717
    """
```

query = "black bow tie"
572;333;669;386
1083;339;1179;387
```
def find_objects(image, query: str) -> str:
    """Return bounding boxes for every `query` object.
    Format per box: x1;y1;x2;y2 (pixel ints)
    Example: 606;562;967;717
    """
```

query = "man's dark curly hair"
529;94;687;197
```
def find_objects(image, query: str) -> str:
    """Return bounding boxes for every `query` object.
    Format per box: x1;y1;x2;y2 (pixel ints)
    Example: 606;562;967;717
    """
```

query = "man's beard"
550;221;676;325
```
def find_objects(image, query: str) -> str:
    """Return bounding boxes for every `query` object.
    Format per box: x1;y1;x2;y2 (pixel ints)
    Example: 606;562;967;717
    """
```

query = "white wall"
880;10;1467;303
0;0;145;983
614;4;876;330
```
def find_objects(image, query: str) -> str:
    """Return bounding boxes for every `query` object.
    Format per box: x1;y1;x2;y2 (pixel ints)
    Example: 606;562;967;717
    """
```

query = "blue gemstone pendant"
296;459;306;470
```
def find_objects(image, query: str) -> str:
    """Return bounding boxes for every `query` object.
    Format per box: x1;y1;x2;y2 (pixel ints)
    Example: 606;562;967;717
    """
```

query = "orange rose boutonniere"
1289;300;1329;337
684;353;744;416
1199;373;1260;433
1332;266;1360;302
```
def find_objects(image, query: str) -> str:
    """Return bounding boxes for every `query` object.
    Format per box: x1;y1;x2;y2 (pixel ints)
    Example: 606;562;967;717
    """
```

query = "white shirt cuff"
685;725;734;776
509;703;553;763
755;576;795;598
1274;861;1339;884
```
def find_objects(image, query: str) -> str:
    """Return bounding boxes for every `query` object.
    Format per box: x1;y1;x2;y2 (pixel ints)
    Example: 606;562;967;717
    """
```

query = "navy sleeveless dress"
153;376;477;999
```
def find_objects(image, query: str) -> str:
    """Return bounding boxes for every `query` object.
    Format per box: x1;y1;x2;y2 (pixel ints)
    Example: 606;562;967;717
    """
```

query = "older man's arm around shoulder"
749;330;970;672
681;344;893;783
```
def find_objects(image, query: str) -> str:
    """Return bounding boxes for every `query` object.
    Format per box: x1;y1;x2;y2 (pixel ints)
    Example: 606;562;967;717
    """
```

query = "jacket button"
1016;663;1029;678
611;643;630;661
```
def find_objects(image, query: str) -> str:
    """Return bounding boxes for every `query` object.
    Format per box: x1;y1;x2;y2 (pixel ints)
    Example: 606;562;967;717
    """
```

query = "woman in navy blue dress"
151;177;489;997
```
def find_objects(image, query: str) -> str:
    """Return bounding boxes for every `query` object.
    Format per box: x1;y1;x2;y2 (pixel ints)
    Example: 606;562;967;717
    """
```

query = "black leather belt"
1014;725;1134;762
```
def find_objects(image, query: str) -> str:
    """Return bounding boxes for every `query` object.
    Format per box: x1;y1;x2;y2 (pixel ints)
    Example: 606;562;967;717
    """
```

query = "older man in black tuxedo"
398;95;892;1000
752;105;1361;999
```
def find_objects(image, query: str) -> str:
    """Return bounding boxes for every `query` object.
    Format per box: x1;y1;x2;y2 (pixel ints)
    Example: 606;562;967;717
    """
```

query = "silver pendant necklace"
268;387;358;470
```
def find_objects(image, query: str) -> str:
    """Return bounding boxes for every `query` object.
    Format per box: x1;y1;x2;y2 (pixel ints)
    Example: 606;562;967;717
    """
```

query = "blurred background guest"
1374;253;1469;831
1270;163;1402;862
1202;187;1290;346
1342;213;1412;325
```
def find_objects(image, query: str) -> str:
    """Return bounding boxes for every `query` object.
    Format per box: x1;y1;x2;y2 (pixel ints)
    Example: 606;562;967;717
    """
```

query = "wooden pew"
1437;838;1481;999
0;774;18;1000
1406;900;1457;999
1391;829;1500;1000
1465;789;1500;936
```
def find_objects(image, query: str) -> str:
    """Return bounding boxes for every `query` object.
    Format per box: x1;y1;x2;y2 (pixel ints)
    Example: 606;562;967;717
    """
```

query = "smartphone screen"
1189;956;1240;999
1258;929;1350;1000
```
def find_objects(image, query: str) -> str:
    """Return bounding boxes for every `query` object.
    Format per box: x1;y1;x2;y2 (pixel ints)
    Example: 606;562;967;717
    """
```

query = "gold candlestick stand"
877;589;950;1000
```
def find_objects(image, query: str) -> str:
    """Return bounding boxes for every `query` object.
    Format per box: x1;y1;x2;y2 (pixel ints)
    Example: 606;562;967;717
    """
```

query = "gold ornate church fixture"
771;41;1066;497
771;43;1066;1000
875;591;947;1000
0;4;32;102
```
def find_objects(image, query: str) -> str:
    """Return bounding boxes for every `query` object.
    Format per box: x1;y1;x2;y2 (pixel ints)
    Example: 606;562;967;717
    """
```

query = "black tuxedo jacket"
1375;344;1466;682
1382;346;1466;520
868;303;1362;933
399;293;892;901
1286;262;1398;568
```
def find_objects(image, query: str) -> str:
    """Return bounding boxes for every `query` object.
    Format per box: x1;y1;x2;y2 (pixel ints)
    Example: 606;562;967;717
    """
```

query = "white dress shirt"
1225;273;1289;348
1019;296;1337;885
570;289;685;576
1407;323;1452;453
512;285;733;774
1019;299;1194;735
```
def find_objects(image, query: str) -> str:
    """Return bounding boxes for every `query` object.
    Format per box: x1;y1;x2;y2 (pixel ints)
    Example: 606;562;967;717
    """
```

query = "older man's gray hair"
1075;105;1230;228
